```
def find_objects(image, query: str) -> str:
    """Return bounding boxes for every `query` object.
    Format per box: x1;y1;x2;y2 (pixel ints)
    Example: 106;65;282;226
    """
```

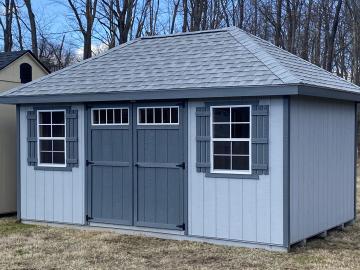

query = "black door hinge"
86;215;93;221
86;160;94;166
176;162;186;169
176;223;186;230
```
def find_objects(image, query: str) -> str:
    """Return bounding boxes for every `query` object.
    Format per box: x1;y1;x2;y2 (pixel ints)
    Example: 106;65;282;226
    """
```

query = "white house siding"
20;105;85;225
289;96;355;244
188;98;284;245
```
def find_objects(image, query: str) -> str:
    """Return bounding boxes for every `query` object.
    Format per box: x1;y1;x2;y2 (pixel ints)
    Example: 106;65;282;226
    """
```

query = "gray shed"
0;27;358;251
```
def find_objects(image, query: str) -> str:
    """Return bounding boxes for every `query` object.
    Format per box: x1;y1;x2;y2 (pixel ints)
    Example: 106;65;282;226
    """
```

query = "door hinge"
176;162;186;169
86;215;93;221
176;223;186;230
86;160;94;166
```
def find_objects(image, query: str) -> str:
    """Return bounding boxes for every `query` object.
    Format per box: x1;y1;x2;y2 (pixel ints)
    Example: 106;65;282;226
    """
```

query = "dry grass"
0;180;359;269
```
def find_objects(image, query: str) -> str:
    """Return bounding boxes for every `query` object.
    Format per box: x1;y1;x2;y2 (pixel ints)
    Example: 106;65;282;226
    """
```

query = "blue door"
134;104;185;230
87;103;186;230
87;106;133;225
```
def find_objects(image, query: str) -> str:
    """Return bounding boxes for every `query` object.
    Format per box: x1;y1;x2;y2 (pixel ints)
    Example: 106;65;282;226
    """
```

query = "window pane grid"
38;110;66;167
138;106;179;125
92;108;129;125
211;106;251;174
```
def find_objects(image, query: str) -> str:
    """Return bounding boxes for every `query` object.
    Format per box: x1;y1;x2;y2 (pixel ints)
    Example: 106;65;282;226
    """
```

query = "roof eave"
1;84;359;105
0;85;298;104
298;84;360;102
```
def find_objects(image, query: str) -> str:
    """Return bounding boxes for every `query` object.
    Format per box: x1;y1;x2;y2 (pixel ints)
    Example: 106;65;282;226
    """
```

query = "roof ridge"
228;27;299;84
141;28;229;40
0;39;140;96
246;31;360;91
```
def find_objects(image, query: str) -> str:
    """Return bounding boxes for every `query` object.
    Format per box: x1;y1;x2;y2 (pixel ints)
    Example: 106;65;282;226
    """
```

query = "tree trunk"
14;4;23;50
326;0;343;72
239;0;244;28
301;0;313;60
24;0;38;57
275;0;282;47
182;0;188;32
1;0;15;52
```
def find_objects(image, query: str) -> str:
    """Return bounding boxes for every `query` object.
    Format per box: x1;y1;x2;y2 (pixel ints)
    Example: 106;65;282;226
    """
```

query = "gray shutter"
66;109;79;167
27;110;37;166
252;105;269;175
196;107;210;172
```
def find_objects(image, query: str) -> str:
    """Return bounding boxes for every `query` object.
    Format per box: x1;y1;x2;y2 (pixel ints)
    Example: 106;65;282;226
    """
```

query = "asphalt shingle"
2;27;360;97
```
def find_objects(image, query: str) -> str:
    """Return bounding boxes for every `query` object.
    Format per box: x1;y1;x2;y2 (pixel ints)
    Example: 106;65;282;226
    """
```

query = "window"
37;110;66;167
138;106;179;125
92;108;129;125
20;63;32;84
210;105;251;174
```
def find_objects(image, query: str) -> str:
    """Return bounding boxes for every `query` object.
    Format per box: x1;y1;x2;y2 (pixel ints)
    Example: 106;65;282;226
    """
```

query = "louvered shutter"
251;105;269;175
66;109;79;167
195;107;210;172
27;110;37;166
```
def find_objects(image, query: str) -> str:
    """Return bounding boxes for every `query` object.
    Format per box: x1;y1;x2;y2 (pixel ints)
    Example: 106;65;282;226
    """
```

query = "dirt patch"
0;179;359;269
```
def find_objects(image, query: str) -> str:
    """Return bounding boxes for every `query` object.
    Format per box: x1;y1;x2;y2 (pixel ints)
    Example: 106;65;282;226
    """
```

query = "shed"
0;27;358;251
0;50;49;215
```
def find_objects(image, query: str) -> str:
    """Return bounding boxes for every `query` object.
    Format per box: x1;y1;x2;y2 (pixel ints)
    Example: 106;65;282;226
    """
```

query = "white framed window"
91;108;129;125
137;106;179;125
210;105;251;174
37;110;66;167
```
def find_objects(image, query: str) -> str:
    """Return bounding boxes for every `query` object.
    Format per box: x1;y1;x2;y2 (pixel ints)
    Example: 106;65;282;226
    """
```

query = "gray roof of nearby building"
1;27;360;103
0;50;29;70
0;50;50;73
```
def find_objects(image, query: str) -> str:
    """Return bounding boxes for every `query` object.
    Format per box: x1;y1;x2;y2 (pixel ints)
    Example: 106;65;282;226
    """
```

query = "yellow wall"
0;52;48;214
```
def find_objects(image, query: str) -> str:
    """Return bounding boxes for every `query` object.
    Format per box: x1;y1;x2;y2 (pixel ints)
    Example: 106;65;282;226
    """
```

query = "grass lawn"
0;180;359;269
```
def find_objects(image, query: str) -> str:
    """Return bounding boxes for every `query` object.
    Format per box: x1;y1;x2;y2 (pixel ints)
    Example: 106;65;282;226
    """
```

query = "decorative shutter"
251;105;269;175
66;109;79;168
27;110;37;166
196;107;210;172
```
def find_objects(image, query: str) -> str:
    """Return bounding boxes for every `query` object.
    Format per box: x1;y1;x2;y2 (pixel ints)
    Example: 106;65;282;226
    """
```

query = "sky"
3;0;174;57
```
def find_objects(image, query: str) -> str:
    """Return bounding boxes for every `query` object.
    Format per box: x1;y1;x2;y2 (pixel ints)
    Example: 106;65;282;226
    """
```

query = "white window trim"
91;107;129;126
37;109;67;168
210;105;252;175
137;106;180;125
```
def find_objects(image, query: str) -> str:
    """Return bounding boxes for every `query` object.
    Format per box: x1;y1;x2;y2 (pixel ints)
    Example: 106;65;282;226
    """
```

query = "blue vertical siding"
290;96;355;244
188;98;284;245
20;105;85;225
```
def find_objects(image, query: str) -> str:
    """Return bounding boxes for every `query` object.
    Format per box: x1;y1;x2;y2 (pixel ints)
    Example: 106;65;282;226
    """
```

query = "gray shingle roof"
2;27;360;99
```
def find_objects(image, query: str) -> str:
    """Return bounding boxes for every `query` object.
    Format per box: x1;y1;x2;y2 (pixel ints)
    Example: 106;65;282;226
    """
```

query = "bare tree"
24;0;38;56
67;0;98;59
0;0;15;52
326;0;343;71
13;3;23;50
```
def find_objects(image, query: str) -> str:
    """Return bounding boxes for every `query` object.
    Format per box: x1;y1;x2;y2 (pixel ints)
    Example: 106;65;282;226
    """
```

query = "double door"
87;103;186;230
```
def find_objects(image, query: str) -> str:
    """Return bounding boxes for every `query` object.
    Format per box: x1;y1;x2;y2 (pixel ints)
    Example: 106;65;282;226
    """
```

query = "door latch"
86;160;94;166
176;162;186;169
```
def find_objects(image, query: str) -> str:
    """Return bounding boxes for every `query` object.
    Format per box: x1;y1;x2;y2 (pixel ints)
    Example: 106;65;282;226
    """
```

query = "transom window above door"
92;108;129;125
210;105;251;174
37;110;66;167
138;106;179;125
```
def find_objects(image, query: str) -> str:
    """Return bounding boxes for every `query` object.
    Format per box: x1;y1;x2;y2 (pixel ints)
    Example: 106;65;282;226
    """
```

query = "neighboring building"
0;51;49;215
0;28;358;251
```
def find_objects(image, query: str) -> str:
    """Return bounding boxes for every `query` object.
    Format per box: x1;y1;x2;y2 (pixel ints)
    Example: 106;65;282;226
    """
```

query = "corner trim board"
354;103;358;221
283;96;290;248
16;105;21;220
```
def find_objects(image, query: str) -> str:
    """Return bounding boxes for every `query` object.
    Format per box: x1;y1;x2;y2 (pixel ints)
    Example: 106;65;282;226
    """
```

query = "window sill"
34;166;72;172
205;172;259;179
